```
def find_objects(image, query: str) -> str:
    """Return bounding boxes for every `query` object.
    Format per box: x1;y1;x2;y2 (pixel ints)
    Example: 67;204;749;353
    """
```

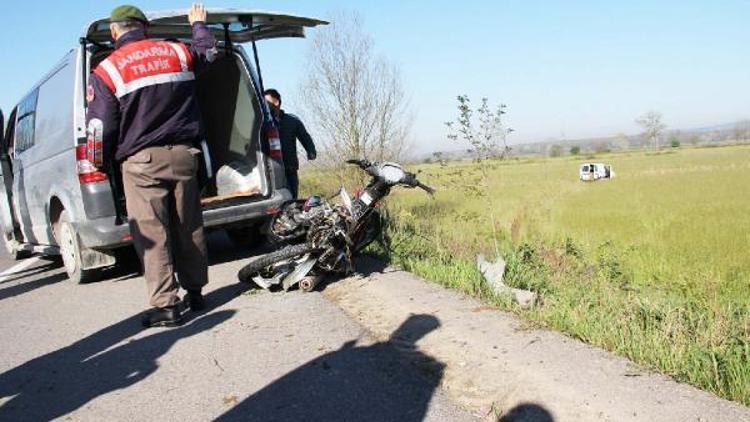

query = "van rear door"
83;9;327;197
84;9;328;43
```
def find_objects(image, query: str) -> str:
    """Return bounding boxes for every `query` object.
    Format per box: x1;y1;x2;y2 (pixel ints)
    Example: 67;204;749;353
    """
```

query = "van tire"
225;225;262;249
56;211;100;284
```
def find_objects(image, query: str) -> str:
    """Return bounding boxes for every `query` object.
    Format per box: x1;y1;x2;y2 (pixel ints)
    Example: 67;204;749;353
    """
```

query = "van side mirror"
0;109;4;143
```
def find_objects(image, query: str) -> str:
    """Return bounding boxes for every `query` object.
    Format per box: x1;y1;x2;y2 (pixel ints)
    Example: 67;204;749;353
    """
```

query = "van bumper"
77;189;292;250
202;189;291;227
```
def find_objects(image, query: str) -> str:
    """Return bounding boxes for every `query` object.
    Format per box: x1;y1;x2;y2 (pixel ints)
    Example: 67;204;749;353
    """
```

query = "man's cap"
110;5;148;24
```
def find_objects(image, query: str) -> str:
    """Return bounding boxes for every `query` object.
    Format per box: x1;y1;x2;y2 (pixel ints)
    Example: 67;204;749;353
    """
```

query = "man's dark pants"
285;167;300;199
122;144;209;308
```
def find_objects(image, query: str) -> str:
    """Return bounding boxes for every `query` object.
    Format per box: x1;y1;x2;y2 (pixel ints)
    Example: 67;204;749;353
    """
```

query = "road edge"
322;263;750;421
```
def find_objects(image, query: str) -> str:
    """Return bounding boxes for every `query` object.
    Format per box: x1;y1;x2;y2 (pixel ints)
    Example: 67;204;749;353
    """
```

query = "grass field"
300;144;750;405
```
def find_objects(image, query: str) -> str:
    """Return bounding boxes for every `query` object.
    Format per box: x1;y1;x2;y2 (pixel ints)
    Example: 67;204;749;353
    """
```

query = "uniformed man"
263;89;317;198
86;4;216;327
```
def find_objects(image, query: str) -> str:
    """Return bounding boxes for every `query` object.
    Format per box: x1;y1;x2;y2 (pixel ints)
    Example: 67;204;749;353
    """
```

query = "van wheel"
56;211;100;284
225;225;262;249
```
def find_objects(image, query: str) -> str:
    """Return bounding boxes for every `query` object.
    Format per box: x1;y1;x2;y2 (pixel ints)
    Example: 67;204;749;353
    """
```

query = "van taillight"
267;126;283;160
76;145;108;184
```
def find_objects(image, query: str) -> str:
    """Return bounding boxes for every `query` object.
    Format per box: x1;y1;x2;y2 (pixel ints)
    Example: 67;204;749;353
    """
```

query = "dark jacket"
277;110;316;170
86;23;216;163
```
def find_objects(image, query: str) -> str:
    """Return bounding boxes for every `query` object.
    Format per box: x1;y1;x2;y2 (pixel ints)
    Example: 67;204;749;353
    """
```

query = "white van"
579;163;614;181
0;9;326;282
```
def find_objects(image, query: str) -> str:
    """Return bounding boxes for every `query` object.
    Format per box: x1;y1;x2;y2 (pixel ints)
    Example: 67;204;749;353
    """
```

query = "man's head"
264;89;282;110
109;5;148;41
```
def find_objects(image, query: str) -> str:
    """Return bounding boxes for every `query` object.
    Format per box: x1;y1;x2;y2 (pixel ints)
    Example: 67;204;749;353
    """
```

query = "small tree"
432;151;447;166
446;95;513;256
446;96;512;161
636;111;667;149
549;144;563;157
569;145;581;156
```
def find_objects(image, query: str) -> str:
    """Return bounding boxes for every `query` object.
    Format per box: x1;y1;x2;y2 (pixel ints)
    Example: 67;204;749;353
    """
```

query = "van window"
582;165;589;172
14;89;39;154
34;62;74;156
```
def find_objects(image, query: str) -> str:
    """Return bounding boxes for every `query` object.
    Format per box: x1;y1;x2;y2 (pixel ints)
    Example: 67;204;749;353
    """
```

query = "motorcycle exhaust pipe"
299;275;323;292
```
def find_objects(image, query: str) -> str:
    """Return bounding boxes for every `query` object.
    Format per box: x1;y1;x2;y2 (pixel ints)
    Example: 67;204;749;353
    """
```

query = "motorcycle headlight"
380;164;406;184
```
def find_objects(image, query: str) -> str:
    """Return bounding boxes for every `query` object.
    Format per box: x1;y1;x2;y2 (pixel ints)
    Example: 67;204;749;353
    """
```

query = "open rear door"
84;8;328;43
0;108;24;257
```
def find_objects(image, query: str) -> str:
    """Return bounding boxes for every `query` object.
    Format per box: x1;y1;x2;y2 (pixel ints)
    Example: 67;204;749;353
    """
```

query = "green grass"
300;144;750;405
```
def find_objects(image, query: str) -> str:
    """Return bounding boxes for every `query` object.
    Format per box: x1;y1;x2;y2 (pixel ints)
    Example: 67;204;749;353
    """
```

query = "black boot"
141;306;183;328
183;290;205;311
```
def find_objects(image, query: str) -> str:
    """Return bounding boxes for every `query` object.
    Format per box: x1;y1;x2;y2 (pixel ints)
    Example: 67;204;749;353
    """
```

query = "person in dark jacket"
264;89;316;198
86;4;216;328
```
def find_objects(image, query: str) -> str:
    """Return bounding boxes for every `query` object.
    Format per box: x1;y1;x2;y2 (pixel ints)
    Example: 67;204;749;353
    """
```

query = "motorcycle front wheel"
353;210;383;254
237;243;315;283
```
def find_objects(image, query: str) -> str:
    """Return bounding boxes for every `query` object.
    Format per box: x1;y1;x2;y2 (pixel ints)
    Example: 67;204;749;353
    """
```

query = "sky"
1;1;748;154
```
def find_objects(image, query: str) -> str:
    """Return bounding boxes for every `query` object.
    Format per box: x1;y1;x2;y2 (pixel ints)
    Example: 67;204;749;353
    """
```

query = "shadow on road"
217;314;445;422
0;261;59;285
207;230;275;267
0;230;269;300
499;403;555;422
0;282;251;420
0;271;67;302
353;254;393;277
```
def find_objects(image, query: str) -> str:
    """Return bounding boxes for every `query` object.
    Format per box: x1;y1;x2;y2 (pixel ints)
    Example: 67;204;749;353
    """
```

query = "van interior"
89;45;265;212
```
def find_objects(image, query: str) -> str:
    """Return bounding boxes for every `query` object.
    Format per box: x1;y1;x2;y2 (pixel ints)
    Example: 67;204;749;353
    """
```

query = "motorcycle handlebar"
416;181;436;195
346;159;371;168
347;159;436;196
403;172;436;196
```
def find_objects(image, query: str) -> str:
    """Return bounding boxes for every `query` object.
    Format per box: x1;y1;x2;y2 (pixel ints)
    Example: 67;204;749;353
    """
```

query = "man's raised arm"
188;3;217;64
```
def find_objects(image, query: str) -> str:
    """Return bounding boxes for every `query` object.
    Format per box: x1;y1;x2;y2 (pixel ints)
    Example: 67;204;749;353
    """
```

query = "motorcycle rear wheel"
237;243;315;283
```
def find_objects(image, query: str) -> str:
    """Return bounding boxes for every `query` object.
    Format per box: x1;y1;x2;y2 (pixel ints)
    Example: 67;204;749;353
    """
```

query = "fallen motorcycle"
237;159;434;291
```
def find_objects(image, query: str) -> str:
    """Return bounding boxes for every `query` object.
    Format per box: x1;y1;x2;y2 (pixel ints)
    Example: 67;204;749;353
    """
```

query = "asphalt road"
0;233;475;421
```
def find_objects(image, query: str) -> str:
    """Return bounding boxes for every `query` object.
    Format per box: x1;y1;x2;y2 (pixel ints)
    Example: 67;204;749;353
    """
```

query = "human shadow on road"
499;403;555;422
217;314;444;422
0;282;248;421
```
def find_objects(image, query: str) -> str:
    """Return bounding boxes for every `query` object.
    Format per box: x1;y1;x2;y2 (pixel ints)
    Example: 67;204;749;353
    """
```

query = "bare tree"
635;111;667;149
299;11;411;165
